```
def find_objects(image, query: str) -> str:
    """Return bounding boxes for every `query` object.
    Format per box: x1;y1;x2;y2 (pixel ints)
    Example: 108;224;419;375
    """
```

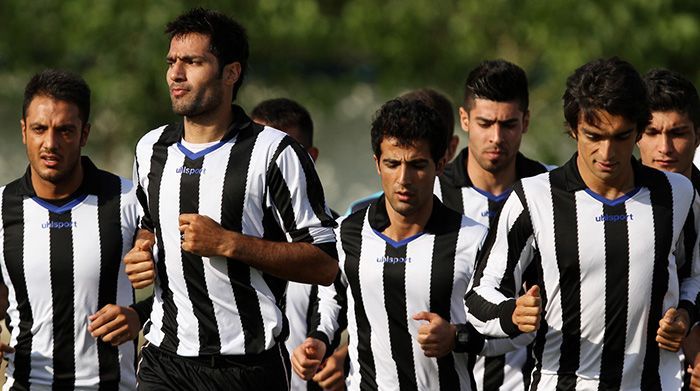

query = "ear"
80;123;91;147
308;146;319;162
522;110;530;134
694;125;700;148
459;107;469;134
223;62;241;86
374;155;381;176
20;119;27;145
446;135;459;163
435;156;447;176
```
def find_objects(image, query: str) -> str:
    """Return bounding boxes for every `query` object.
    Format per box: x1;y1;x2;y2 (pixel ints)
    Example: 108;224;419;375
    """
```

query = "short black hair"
23;69;91;125
166;7;249;101
563;57;650;136
464;59;529;112
644;68;700;129
251;98;314;147
371;99;447;164
401;88;455;139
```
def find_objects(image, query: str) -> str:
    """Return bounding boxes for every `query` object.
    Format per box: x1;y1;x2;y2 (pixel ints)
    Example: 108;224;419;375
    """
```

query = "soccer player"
0;69;146;389
130;8;338;389
435;59;551;390
465;57;700;390
636;68;700;390
344;88;458;215
251;98;347;391
292;99;489;390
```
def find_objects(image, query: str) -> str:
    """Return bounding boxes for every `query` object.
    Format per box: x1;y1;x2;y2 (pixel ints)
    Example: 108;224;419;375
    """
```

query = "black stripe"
2;185;31;386
96;173;124;388
522;343;535;390
220;124;267;354
271;136;335;227
530;247;548;390
383;243;417;391
146;126;179;352
267;162;298;234
483;355;506;391
50;211;75;388
641;173;673;390
438;176;464;215
679;206;696;279
305;285;320;333
598;203;630;389
467;353;478;391
179;157;221;354
499;210;533;297
486;198;501;227
548;170;580;390
429;212;460;390
341;211;377;389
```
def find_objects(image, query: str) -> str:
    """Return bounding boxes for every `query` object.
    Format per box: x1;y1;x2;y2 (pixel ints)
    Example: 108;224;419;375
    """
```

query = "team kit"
0;6;698;391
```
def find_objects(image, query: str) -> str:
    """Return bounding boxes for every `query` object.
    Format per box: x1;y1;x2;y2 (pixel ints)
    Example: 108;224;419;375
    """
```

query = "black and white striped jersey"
0;157;140;390
134;105;337;356
312;196;488;390
466;155;700;390
435;148;551;391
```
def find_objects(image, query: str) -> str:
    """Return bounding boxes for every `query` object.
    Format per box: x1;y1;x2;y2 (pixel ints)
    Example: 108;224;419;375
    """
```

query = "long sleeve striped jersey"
312;196;488;390
465;155;700;390
435;147;552;391
133;105;337;356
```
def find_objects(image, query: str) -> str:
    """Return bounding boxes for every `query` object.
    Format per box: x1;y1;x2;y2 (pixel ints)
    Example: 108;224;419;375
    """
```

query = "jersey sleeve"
132;156;153;232
465;190;537;338
678;193;700;325
308;227;348;350
265;137;336;247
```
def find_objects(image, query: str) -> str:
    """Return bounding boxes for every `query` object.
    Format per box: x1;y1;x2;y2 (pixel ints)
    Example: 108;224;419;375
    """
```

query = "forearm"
221;231;338;285
480;331;535;356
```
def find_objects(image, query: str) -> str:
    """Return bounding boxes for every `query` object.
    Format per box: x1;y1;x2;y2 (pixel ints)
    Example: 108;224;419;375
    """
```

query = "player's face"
166;33;226;117
461;99;528;173
375;137;442;217
574;110;637;189
21;95;88;186
637;110;698;178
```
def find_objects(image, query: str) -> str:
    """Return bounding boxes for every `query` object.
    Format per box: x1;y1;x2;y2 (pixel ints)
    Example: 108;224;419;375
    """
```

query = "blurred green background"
1;0;699;211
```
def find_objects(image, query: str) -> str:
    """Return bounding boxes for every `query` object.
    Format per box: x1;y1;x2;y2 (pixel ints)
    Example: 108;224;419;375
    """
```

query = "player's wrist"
453;323;485;353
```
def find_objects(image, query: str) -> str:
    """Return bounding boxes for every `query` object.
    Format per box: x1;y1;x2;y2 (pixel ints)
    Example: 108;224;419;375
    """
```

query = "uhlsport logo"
595;214;633;222
42;221;77;229
176;166;206;175
377;256;412;264
481;210;495;218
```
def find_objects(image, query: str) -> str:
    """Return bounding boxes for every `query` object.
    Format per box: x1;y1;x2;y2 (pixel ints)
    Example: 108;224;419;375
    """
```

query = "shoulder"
135;124;171;155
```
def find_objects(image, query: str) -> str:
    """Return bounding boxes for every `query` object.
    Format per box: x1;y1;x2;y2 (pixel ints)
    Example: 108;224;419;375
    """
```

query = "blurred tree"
0;0;699;207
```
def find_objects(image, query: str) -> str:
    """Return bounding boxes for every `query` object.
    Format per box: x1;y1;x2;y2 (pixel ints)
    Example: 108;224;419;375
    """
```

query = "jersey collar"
441;147;547;188
562;153;654;192
16;156;103;197
159;104;254;147
368;193;461;236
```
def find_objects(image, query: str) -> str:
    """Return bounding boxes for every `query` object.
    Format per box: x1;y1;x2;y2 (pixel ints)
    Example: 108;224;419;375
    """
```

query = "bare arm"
179;214;338;285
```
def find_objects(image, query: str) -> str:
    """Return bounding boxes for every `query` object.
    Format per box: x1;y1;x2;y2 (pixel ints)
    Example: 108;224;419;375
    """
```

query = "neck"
466;151;517;195
183;103;234;143
577;155;635;200
31;164;84;200
381;197;433;242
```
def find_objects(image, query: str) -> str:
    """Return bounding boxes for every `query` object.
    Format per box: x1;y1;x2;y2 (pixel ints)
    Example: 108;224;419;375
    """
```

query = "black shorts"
137;342;291;391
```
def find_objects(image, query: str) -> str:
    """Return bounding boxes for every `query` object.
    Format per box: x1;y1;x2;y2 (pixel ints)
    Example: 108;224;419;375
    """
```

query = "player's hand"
0;341;15;359
689;352;700;390
124;234;155;289
656;307;689;352
179;214;233;258
413;311;456;358
312;344;347;390
88;304;140;346
512;285;541;333
291;337;327;381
